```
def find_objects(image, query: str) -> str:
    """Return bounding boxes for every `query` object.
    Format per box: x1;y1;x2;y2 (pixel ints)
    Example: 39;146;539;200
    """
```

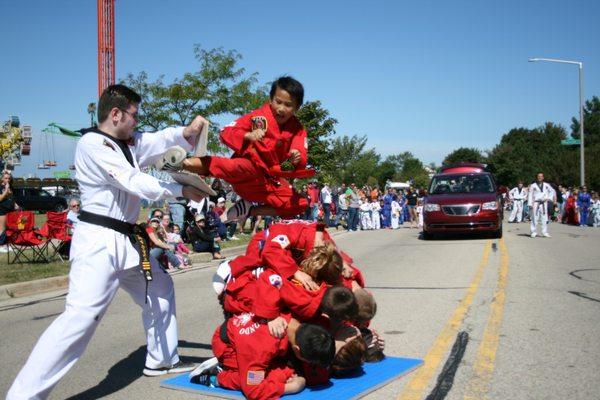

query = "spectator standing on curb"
347;184;361;231
321;182;332;226
308;181;320;221
406;187;418;228
335;186;348;228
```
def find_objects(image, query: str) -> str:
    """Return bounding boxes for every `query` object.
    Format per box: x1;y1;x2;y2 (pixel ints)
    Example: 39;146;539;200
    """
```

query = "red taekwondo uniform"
206;103;312;218
224;220;333;315
212;312;295;400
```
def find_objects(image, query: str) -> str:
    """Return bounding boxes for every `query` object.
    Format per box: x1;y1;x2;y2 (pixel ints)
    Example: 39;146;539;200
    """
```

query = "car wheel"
422;231;434;240
55;204;66;212
492;226;503;239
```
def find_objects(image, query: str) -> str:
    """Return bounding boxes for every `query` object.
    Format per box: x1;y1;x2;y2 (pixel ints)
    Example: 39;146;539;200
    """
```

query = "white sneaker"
189;357;220;381
530;232;537;238
155;146;187;171
226;199;253;222
212;260;232;295
143;360;196;377
229;235;239;241
542;233;551;238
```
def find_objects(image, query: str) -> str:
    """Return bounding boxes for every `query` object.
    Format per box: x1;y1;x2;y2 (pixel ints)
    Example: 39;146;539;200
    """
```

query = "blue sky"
2;0;599;178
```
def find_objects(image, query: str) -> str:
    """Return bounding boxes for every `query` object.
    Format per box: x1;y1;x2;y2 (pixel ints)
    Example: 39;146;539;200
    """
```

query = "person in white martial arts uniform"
359;198;372;230
508;181;527;223
370;198;381;229
528;172;553;238
7;85;208;400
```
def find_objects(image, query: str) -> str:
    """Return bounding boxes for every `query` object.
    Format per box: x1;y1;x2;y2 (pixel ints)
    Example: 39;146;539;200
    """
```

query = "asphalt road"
1;219;599;400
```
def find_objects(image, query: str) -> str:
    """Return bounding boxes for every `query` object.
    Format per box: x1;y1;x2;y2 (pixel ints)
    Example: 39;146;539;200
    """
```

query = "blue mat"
160;356;422;399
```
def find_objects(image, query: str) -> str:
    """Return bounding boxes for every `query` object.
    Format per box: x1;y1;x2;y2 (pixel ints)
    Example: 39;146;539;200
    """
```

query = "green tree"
396;154;430;188
570;96;600;187
296;100;338;172
487;123;568;186
443;147;485;165
123;44;265;153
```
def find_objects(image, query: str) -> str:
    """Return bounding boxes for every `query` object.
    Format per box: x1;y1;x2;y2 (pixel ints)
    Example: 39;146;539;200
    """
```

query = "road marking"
464;238;509;400
397;240;492;400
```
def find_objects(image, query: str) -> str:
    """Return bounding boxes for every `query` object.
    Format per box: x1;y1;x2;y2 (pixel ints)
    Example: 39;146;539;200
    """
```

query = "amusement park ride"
0;0;116;173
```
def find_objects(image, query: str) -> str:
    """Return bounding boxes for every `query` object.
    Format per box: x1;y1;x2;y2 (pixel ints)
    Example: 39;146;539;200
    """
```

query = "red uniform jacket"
214;313;295;400
261;220;333;279
220;103;308;174
252;270;327;320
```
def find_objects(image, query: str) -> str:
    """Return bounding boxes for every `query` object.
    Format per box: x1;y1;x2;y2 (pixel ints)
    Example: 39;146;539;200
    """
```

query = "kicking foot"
530;232;537;238
542;233;551;238
212;260;232;295
143;360;196;377
226;199;253;222
155;146;187;171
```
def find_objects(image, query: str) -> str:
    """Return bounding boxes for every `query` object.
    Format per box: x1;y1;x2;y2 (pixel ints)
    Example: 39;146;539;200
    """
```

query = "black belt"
79;210;153;287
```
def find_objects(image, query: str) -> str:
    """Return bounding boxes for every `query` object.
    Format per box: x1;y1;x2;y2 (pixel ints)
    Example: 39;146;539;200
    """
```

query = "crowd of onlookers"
296;182;426;231
506;184;600;227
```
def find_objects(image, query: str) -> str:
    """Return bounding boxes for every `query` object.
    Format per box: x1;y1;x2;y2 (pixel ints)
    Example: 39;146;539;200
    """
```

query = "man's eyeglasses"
70;204;80;209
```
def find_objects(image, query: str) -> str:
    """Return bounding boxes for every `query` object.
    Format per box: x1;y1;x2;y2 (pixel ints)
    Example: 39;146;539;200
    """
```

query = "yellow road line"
397;240;492;400
464;238;509;400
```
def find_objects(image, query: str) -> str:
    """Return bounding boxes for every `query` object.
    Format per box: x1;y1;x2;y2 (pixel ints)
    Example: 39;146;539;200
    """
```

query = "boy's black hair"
295;323;335;366
270;76;304;107
98;84;142;123
320;286;358;320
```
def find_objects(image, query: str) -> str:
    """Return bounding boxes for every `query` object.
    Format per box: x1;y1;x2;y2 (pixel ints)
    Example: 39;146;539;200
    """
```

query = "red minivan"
423;163;503;239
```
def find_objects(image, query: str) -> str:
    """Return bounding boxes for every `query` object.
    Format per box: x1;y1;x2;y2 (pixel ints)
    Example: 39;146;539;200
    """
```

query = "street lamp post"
529;57;585;186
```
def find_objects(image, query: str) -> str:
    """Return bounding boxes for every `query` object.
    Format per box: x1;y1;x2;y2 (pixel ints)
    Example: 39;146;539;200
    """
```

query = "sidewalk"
0;228;348;300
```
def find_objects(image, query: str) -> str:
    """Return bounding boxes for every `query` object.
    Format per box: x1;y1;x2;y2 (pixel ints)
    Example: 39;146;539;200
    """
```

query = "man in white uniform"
528;172;553;238
8;85;207;400
508;181;527;223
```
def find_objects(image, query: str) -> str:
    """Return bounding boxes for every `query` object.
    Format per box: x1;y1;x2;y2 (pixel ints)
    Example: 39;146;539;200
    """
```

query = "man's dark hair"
98;84;142;123
295;324;335;366
270;76;304;107
151;208;163;218
320;286;358;320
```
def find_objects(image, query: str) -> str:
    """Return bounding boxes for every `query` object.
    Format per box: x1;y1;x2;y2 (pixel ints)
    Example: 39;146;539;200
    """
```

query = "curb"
0;229;347;300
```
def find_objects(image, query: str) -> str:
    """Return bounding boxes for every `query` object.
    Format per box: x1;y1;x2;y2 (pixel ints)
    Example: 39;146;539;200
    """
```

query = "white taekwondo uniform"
8;127;194;400
528;181;553;237
370;201;381;229
509;186;527;222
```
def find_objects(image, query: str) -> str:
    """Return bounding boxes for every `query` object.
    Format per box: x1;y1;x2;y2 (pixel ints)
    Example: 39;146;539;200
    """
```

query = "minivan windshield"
429;174;495;194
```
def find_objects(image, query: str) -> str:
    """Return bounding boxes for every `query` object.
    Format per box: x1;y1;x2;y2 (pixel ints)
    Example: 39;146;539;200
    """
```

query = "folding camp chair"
37;211;72;262
5;211;49;264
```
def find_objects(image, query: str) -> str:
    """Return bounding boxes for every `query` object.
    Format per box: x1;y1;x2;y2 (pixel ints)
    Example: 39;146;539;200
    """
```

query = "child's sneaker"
155;146;187;171
189;357;222;386
226;199;253;222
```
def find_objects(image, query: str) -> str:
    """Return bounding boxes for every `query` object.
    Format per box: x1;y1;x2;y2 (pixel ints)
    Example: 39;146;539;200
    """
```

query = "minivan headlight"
425;203;440;212
482;201;498;210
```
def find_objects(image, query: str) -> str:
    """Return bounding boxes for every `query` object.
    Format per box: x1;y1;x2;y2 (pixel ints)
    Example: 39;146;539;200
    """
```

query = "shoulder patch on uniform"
271;234;290;249
251;116;268;131
268;274;283;289
103;139;116;151
247;370;265;385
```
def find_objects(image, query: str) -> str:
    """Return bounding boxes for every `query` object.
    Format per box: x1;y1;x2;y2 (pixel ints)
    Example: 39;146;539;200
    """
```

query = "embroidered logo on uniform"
251;116;268;131
103;139;116;151
247;370;265;385
233;313;254;327
268;274;283;289
271;234;290;249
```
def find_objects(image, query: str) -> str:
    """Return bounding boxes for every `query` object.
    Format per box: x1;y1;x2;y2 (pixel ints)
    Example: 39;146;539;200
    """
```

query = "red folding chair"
37;211;72;262
5;211;49;264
